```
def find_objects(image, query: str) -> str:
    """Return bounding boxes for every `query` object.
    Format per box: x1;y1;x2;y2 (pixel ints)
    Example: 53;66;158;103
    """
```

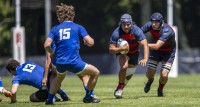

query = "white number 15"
59;28;71;40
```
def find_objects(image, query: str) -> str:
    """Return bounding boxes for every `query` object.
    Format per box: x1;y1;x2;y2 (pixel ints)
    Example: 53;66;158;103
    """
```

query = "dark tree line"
0;0;199;56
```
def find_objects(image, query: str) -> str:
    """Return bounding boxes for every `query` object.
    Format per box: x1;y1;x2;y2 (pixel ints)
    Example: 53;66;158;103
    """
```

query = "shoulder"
112;27;120;36
132;24;140;29
162;24;175;35
71;22;86;29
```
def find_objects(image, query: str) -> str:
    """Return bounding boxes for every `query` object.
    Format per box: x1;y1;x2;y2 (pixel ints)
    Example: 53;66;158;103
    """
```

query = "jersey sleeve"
79;25;89;38
133;25;146;41
12;76;20;85
159;28;172;42
141;22;151;33
109;28;119;44
48;26;57;40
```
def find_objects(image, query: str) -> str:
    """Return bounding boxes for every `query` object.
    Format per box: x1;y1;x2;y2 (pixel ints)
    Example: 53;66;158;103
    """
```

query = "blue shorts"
149;50;175;64
56;58;86;74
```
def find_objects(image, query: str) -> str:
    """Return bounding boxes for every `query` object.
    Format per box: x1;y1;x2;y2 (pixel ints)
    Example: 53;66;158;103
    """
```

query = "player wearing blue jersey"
5;59;69;103
42;42;97;99
109;13;149;99
141;12;176;97
44;3;100;105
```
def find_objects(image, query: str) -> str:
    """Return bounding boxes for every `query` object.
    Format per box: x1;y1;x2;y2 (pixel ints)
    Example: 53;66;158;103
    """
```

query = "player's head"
119;13;133;33
56;3;75;22
5;59;20;76
150;12;163;30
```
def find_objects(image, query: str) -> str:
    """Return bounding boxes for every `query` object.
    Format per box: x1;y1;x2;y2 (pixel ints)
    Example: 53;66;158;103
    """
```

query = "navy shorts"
117;52;139;65
35;89;48;101
149;50;175;64
56;58;86;74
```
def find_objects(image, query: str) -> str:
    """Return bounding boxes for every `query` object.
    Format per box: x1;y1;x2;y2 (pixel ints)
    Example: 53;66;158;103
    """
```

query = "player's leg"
50;64;70;101
30;89;61;102
157;51;175;96
46;70;67;105
30;90;48;102
157;62;172;96
77;63;100;103
125;67;136;85
77;75;97;98
77;75;89;91
114;55;129;99
124;53;139;86
144;60;158;93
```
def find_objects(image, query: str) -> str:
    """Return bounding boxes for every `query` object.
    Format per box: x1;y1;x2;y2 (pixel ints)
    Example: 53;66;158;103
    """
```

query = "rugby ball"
117;38;129;54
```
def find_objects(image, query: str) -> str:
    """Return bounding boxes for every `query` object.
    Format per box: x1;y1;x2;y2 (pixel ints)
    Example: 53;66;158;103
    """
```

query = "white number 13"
22;64;36;73
59;28;71;40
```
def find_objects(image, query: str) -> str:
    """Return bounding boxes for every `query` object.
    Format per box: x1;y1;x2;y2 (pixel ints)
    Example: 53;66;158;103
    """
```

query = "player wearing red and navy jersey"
44;3;100;104
141;12;176;97
109;13;149;99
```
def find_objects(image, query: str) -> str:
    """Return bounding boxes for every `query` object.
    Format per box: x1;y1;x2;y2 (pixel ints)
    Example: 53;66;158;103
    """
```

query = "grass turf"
1;74;200;107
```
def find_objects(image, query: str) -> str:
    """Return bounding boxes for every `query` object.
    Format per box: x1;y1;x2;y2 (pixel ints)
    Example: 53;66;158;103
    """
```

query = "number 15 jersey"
12;62;44;89
48;21;88;65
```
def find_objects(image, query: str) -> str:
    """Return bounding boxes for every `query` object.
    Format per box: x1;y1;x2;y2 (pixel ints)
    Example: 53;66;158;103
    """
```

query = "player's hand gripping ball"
0;88;11;97
117;38;129;54
4;91;12;97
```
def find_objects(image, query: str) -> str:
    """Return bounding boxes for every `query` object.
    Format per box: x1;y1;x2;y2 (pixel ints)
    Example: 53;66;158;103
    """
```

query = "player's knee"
29;93;36;102
148;61;158;70
161;64;172;72
126;67;136;76
94;69;100;76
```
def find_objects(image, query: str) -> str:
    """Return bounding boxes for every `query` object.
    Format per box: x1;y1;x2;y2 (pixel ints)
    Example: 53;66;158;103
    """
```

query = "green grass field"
1;74;200;107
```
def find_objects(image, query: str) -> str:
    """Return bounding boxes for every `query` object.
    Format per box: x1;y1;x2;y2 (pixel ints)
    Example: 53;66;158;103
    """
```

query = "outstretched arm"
42;52;51;88
148;40;164;50
139;39;149;66
10;84;19;103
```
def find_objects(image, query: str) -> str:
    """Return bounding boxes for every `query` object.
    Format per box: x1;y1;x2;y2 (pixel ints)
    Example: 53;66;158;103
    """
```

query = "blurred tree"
174;0;190;51
0;0;14;56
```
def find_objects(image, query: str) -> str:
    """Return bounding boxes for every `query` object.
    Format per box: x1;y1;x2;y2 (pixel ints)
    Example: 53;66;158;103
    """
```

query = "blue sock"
47;94;55;103
84;86;95;97
57;89;67;99
0;79;3;88
84;86;89;93
85;90;94;98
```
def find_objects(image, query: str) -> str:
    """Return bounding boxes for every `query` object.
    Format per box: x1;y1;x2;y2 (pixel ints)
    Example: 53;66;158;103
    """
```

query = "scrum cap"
150;12;163;23
120;14;132;23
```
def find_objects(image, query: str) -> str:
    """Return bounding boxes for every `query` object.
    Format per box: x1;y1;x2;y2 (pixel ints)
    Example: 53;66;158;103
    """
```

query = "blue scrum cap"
120;14;132;23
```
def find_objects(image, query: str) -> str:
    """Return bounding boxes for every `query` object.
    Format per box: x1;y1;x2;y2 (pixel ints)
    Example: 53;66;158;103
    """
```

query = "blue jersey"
141;22;176;52
48;21;88;64
12;62;44;89
110;25;146;54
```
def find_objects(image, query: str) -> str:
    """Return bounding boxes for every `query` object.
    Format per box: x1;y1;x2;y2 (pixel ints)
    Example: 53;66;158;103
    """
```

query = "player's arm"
10;84;19;103
44;37;53;54
139;39;149;66
83;35;94;47
148;40;165;50
109;44;128;54
42;52;51;88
